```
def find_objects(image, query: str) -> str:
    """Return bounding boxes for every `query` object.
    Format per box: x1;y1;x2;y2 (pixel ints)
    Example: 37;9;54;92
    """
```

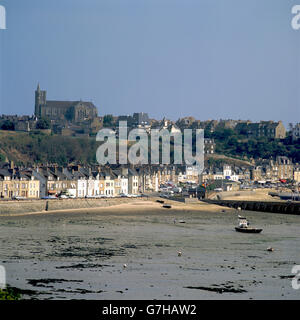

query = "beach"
0;196;300;300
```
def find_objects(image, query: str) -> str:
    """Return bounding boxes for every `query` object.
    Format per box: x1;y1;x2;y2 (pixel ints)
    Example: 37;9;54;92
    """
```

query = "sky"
0;0;299;125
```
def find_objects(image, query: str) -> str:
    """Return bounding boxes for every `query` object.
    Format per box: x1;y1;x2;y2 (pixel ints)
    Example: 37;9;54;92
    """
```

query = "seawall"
203;199;300;215
0;197;145;215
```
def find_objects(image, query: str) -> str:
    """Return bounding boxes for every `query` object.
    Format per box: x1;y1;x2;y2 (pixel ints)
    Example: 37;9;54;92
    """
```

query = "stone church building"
34;84;98;122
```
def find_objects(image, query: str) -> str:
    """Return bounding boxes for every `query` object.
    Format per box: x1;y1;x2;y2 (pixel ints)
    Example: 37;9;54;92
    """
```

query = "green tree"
36;118;50;129
1;120;15;131
103;114;114;127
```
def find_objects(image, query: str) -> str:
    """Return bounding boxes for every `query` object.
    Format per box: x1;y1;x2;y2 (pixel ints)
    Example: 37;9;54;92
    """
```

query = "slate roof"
45;101;96;109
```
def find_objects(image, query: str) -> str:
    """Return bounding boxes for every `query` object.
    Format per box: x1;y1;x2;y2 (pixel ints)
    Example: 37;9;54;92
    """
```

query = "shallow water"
0;209;300;300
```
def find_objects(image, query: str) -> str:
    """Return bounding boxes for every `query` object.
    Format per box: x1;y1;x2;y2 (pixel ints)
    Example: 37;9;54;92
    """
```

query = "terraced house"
235;121;286;139
0;168;40;198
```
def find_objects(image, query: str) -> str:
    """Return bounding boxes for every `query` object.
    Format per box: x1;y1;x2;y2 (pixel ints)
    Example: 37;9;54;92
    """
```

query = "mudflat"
0;199;299;300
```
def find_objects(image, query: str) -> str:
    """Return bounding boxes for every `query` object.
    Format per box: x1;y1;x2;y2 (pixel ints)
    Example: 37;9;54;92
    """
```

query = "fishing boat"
235;216;262;233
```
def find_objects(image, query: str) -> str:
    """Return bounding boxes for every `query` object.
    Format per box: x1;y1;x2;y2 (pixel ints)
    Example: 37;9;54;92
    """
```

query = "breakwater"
0;198;143;215
203;199;300;215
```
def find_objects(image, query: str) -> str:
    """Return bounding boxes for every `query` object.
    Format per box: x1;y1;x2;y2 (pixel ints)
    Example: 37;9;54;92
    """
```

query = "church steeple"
35;83;46;118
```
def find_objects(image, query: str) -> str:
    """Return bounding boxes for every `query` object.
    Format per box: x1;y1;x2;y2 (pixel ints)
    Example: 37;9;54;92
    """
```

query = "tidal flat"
0;200;299;300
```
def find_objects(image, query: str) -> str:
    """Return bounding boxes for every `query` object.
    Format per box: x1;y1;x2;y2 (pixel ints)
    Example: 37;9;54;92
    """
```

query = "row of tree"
0;118;51;131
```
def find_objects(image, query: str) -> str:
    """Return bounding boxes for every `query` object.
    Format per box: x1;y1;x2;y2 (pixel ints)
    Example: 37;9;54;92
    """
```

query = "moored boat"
235;216;262;233
235;227;262;233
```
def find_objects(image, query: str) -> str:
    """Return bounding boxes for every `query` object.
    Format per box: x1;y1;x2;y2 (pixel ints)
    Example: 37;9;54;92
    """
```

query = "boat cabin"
238;217;249;228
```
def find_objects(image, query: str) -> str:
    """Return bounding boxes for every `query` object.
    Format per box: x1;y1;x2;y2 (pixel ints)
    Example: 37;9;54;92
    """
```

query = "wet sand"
0;199;299;300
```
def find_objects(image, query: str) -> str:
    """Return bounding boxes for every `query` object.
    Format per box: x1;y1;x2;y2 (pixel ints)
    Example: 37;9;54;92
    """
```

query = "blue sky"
0;0;299;125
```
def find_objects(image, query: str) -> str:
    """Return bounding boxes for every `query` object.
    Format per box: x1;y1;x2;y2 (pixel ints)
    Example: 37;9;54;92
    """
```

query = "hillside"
0;130;98;165
0;129;294;167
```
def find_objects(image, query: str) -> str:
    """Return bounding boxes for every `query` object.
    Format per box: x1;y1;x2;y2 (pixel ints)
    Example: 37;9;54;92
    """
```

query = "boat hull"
235;227;262;233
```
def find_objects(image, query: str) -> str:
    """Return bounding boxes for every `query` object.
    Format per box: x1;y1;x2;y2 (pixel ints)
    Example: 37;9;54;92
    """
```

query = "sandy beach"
0;188;281;218
0;199;225;217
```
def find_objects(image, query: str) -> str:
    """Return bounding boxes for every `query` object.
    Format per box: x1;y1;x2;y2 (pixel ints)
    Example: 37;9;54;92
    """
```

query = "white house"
223;165;232;179
86;170;100;197
73;171;87;198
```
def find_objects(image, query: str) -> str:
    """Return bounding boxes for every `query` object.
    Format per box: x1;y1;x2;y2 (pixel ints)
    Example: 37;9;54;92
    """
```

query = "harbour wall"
0;198;143;215
203;199;300;215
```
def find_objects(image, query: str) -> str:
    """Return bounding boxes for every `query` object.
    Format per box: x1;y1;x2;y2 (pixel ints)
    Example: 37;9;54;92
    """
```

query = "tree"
0;120;14;130
103;114;114;127
36;118;50;130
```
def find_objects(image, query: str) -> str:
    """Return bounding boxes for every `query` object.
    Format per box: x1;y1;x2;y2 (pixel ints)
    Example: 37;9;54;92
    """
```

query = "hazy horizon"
0;0;299;125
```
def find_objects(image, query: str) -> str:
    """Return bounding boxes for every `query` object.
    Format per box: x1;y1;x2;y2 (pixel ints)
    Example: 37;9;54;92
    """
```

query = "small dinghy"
163;204;172;209
235;216;262;233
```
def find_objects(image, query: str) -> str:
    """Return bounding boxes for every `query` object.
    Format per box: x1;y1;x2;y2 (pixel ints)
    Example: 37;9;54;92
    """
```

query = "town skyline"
0;82;298;128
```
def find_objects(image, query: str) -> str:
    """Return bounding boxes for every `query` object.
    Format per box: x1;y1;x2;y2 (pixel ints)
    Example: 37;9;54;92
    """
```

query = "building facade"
34;84;98;122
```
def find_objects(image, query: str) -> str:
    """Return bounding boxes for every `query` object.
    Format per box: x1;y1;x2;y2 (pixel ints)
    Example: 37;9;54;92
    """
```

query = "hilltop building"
235;121;286;139
34;84;98;122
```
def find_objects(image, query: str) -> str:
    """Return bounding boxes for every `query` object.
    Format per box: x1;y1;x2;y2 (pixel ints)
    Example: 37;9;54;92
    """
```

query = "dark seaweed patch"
279;275;294;279
56;263;112;269
184;285;247;294
51;246;125;259
27;278;83;287
55;288;104;294
122;244;137;249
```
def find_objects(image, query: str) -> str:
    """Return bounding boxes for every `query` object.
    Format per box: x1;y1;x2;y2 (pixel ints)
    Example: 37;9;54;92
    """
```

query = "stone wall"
0;198;139;215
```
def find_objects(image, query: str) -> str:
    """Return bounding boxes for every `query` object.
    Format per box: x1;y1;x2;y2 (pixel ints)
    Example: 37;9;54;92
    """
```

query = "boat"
163;204;172;209
235;216;262;233
235;227;263;233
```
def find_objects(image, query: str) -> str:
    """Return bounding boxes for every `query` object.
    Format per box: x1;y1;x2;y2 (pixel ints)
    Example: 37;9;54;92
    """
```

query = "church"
34;84;98;122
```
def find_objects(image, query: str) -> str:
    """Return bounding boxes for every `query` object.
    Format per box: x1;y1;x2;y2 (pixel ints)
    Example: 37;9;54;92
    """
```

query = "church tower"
35;83;47;118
